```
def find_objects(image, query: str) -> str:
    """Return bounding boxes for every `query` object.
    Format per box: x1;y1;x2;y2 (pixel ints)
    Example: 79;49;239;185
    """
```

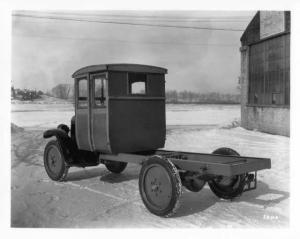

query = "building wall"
240;45;290;137
240;46;249;129
248;34;290;106
242;105;290;136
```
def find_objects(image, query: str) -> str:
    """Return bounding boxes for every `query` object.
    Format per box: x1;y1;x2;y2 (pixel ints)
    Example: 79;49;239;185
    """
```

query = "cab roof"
72;63;168;78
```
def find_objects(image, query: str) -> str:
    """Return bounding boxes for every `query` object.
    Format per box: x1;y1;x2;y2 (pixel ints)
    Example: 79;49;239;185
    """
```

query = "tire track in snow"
40;178;197;227
41;178;141;204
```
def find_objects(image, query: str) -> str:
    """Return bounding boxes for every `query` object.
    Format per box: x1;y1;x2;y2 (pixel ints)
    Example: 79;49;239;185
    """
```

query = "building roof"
72;63;168;78
240;11;290;46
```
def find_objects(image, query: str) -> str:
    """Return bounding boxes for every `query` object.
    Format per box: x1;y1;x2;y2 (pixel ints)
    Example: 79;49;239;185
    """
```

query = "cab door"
75;76;93;151
90;73;109;152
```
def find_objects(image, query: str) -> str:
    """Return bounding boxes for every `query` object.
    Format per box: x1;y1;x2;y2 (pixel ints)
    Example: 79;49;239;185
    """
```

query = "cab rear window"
128;73;147;95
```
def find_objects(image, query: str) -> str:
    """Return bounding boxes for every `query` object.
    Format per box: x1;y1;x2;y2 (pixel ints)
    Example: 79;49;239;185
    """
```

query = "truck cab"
72;64;168;154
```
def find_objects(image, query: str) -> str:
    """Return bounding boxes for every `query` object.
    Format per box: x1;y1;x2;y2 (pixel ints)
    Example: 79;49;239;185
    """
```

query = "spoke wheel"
105;160;127;174
44;140;68;181
208;147;246;199
139;156;182;217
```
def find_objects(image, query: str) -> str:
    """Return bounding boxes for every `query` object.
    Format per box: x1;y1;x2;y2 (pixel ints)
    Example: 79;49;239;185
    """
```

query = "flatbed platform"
100;149;271;177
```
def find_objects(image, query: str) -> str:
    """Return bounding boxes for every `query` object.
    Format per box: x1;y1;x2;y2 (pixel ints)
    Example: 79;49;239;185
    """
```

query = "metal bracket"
243;171;257;192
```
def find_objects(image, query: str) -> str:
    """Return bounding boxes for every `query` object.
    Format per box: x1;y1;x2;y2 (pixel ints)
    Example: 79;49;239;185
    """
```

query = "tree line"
12;84;241;104
11;86;44;101
11;84;73;101
166;90;240;104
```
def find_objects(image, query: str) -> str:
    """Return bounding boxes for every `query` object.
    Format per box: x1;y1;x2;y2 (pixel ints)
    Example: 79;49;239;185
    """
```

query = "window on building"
248;34;290;106
128;73;147;95
78;78;88;108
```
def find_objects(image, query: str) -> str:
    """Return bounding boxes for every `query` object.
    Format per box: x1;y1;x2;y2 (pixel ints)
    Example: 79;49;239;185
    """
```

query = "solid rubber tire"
208;147;246;200
44;140;68;181
139;156;182;217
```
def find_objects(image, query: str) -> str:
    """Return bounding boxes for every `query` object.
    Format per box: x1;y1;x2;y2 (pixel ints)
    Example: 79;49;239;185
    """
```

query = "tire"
139;156;182;217
208;147;246;200
105;160;127;174
44;140;69;181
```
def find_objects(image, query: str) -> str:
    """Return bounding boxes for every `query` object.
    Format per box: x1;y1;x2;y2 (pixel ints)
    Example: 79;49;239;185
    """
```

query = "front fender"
43;128;69;140
43;128;78;164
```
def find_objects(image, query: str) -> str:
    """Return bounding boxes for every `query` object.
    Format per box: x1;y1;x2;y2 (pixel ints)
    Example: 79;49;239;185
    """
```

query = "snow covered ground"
11;102;240;129
11;102;289;227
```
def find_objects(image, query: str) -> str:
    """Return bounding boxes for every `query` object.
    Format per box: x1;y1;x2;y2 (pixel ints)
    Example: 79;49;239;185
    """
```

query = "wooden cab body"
72;64;167;154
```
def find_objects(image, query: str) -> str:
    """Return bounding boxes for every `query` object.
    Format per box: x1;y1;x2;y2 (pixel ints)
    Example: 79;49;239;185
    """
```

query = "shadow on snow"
65;168;289;218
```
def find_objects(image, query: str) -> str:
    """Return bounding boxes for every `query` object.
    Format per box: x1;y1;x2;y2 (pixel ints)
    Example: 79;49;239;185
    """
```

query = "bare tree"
51;84;71;99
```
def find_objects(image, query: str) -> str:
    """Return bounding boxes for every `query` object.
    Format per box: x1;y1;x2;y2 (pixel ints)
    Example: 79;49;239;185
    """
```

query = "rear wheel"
105;160;127;174
44;140;68;181
208;147;246;199
139;156;182;217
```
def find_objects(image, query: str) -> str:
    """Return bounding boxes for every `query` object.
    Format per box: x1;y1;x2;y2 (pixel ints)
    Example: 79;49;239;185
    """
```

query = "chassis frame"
100;150;270;178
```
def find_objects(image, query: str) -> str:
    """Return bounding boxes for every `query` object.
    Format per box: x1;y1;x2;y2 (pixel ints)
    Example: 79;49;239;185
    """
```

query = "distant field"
11;100;240;129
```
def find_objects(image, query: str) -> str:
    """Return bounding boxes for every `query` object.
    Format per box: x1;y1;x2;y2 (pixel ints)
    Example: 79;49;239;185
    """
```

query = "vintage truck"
43;64;271;217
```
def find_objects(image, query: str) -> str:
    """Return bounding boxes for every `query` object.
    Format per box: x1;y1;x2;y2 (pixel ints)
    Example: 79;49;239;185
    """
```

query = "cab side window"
94;76;106;107
78;78;88;108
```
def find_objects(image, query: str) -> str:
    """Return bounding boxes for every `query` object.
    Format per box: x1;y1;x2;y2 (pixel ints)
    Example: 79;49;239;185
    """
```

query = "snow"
11;101;74;128
11;102;289;227
167;104;240;127
11;103;240;129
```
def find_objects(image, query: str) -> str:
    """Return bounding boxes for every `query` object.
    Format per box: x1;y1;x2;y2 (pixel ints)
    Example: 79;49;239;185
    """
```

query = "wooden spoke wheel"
208;147;246;199
139;156;182;217
105;160;127;174
44;140;68;181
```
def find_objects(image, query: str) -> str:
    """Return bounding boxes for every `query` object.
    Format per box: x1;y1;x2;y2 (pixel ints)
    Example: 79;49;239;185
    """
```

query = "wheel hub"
151;179;162;193
216;176;238;187
50;155;56;167
47;146;62;174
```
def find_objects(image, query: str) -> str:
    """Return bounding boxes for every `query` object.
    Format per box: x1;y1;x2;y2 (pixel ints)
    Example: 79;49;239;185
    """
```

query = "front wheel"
208;147;246;199
44;140;69;181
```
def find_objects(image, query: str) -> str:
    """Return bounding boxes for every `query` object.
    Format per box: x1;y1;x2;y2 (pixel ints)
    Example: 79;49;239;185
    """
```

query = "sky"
12;10;255;93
